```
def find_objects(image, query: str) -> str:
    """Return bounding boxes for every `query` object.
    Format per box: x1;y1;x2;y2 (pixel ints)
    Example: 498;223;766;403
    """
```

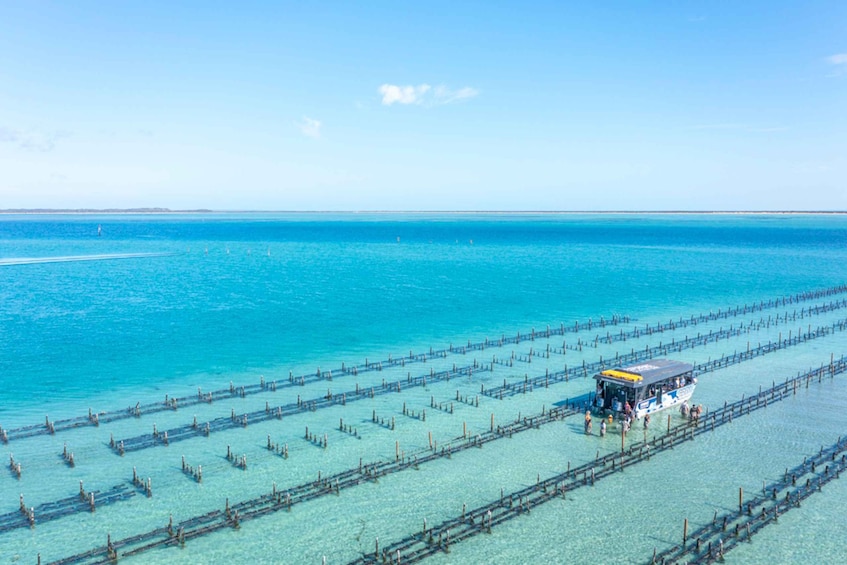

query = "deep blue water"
2;213;846;415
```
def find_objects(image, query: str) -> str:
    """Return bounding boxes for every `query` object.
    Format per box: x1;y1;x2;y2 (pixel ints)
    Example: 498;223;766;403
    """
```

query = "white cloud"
0;126;69;151
297;116;321;139
826;54;847;77
379;83;478;106
433;85;479;104
379;84;431;105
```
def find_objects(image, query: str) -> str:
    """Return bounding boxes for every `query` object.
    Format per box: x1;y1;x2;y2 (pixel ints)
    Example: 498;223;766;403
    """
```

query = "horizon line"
1;209;847;215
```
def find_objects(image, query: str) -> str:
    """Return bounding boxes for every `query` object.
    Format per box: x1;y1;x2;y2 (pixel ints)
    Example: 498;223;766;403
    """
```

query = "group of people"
680;400;704;421
585;396;713;438
584;409;650;436
645;376;697;398
620;411;649;433
584;411;612;436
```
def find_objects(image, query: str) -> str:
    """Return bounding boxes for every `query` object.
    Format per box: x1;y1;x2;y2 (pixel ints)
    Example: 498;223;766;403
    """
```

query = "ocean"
1;212;846;564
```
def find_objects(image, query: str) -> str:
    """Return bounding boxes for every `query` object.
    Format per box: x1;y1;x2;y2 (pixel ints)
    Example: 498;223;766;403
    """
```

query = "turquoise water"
1;213;846;564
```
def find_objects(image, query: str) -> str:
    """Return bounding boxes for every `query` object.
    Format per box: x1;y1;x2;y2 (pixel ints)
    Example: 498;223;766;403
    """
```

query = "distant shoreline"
0;209;845;215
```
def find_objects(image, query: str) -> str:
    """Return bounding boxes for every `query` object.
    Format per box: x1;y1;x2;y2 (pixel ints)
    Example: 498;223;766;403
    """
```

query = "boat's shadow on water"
551;392;593;410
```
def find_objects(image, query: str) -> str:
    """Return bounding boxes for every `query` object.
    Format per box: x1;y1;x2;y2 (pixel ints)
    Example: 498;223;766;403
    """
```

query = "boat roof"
595;359;693;388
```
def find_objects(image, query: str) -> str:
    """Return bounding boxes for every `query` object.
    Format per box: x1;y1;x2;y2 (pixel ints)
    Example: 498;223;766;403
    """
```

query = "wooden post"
683;518;688;547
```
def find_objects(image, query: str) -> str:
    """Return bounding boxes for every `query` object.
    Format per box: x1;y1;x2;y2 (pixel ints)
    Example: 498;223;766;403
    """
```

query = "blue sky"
0;1;845;211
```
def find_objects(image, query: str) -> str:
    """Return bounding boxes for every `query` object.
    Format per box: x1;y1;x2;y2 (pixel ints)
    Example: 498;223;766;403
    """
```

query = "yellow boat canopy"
600;369;643;382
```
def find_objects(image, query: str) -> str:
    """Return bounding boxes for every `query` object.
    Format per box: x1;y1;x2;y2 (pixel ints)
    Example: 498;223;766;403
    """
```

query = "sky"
0;1;845;211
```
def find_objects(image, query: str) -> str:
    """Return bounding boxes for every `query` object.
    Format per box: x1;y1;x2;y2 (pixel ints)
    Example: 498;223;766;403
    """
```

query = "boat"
593;359;696;419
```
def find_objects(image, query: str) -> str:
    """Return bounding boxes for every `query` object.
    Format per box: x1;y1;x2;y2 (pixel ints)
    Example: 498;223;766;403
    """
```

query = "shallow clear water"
1;213;846;564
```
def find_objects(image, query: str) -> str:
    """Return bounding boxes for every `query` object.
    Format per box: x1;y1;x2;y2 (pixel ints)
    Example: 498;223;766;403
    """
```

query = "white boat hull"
634;383;695;418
